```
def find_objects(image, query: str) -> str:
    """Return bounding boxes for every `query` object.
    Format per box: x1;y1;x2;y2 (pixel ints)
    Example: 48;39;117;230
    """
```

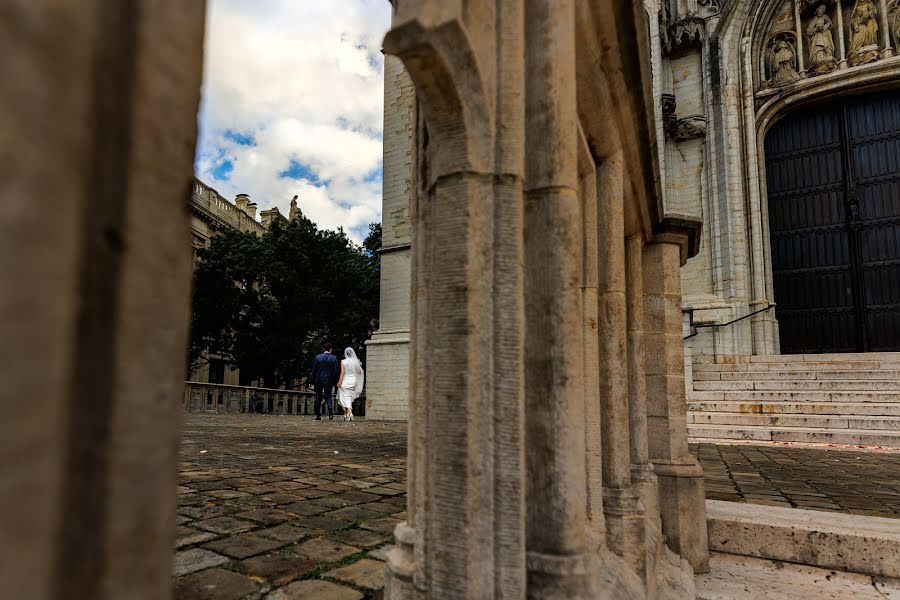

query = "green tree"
189;215;381;389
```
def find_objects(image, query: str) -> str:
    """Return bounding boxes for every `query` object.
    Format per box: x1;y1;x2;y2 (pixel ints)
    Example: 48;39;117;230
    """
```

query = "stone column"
794;0;807;74
836;3;848;67
879;0;894;56
365;55;415;421
523;0;594;595
643;216;709;574
0;1;205;599
598;152;645;570
626;235;660;537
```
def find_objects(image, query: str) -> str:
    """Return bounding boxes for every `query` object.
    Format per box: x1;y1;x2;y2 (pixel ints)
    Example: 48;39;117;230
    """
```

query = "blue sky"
195;0;392;242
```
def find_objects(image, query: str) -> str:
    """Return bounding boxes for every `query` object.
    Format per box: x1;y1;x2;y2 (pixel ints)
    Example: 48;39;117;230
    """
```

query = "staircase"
688;353;900;447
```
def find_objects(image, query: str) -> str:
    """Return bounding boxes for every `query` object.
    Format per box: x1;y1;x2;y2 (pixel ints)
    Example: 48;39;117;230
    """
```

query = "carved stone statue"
766;39;801;87
807;5;836;72
849;0;880;54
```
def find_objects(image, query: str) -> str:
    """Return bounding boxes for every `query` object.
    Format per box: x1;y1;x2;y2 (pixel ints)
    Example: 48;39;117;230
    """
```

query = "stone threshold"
706;499;900;578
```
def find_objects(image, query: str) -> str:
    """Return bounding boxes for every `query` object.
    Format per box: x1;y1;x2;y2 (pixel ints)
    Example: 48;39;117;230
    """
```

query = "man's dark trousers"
314;383;334;418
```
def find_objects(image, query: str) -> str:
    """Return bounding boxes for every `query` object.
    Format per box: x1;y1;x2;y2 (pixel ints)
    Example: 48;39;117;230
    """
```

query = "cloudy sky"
195;0;392;243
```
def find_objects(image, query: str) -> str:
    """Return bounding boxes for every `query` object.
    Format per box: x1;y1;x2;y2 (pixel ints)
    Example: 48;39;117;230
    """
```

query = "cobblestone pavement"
175;414;406;599
173;415;900;599
691;442;900;517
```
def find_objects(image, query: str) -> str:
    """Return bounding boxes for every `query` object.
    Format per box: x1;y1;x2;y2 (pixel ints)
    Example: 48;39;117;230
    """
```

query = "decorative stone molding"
673;114;709;140
661;0;721;55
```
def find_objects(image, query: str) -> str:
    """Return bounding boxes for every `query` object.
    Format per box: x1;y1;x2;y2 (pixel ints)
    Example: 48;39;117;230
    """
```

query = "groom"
311;342;339;420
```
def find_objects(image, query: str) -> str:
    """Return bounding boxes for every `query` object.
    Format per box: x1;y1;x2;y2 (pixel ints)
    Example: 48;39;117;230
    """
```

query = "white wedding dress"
338;357;364;409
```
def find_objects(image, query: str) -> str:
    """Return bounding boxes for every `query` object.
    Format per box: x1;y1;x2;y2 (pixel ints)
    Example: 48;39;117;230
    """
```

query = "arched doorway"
765;89;900;354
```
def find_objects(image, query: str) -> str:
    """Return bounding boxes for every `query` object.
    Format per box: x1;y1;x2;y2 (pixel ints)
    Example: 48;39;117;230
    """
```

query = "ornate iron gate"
765;90;900;353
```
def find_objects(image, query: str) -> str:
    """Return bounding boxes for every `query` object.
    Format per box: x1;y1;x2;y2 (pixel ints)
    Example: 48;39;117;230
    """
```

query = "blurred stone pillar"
0;1;205;599
643;215;709;573
523;0;596;595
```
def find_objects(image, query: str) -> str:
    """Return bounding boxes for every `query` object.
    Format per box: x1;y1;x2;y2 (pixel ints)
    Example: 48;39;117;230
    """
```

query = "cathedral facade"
367;0;900;419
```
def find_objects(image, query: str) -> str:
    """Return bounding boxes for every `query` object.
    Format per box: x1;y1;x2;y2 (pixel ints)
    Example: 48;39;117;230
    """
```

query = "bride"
336;347;365;421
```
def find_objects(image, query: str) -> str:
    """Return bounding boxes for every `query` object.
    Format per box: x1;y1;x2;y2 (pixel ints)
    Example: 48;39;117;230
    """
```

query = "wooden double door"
765;89;900;353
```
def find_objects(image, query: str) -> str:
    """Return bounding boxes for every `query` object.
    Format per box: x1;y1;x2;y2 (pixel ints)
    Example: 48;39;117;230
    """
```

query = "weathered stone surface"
172;549;229;577
294;537;360;563
175;527;219;549
194;517;257;535
707;499;900;577
236;555;316;585
326;558;386;590
174;568;259;600
696;553;900;600
330;529;389;549
265;579;362;600
203;534;286;559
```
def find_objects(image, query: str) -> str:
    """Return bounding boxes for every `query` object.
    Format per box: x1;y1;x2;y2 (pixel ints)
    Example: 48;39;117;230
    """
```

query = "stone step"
694;370;900;381
747;352;900;363
688;424;900;446
696;553;900;600
688;411;900;430
693;360;900;372
705;499;900;578
694;379;900;391
688;400;900;417
689;390;900;403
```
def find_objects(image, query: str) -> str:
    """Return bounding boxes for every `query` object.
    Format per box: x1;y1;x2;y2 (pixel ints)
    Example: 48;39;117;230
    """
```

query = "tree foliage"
189;215;381;389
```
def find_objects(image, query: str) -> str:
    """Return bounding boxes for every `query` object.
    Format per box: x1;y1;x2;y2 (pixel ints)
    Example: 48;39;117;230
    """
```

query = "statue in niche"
849;0;880;54
766;38;801;87
892;2;900;48
807;5;837;73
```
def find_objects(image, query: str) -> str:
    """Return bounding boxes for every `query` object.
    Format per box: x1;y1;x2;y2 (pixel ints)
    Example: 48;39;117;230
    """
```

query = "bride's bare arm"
337;362;345;388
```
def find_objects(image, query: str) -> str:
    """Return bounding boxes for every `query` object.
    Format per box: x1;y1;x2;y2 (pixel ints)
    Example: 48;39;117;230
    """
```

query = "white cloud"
195;0;391;242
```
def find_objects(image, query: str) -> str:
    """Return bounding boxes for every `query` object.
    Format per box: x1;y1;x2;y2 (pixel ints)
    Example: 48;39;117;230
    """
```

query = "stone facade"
189;179;270;386
372;0;900;393
657;0;900;360
365;54;415;421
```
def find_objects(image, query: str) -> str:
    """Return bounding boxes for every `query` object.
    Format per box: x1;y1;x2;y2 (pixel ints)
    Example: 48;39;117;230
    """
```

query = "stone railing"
183;382;314;415
183;381;367;417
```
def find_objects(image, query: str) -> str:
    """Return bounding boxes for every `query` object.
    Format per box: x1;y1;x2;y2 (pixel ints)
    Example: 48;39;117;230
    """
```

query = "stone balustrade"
183;382;350;416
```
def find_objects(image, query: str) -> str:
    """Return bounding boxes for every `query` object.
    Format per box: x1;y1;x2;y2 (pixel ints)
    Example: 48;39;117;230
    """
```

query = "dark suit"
311;351;339;418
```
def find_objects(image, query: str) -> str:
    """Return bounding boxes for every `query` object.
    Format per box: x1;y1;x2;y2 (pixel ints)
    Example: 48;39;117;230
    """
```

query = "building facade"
188;179;279;385
367;0;900;419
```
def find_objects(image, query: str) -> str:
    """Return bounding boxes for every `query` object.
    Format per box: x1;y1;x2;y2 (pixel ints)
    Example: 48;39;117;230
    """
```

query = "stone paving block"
282;502;330;517
294;537;361;562
265;579;363;600
235;508;293;525
173;548;230;577
203;534;287;559
325;558;386;590
295;516;350;531
194;516;257;535
237;554;317;585
360;517;401;534
174;568;259;600
358;501;402;515
261;493;306;505
333;491;381;505
328;506;383;522
179;505;235;520
206;490;251;500
175;526;219;549
256;523;318;543
330;528;390;549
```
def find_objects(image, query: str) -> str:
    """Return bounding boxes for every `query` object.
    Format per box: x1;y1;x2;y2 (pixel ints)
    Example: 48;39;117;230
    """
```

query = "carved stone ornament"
806;5;837;75
763;35;801;88
660;0;720;55
673;114;708;141
661;93;678;134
